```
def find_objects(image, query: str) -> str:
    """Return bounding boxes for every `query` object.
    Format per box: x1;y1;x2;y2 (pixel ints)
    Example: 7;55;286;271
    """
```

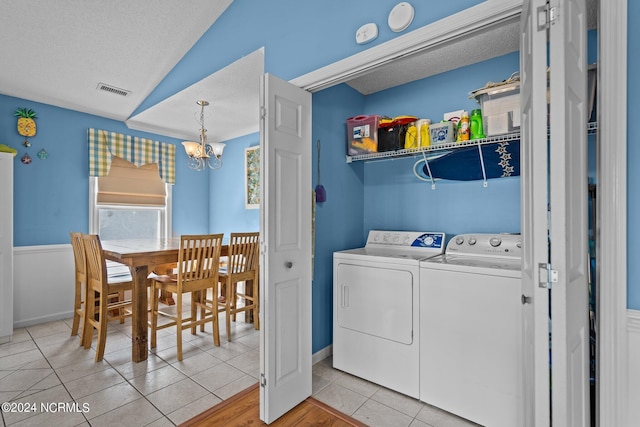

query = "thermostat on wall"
388;2;414;32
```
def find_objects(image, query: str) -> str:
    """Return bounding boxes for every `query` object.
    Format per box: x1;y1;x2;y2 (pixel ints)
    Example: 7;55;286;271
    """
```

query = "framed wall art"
244;146;260;209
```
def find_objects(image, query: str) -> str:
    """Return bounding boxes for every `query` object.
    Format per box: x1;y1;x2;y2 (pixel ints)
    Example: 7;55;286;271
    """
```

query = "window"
87;129;175;240
89;178;172;240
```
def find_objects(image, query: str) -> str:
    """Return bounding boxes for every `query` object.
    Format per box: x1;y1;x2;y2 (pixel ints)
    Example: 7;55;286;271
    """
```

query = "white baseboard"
312;344;332;365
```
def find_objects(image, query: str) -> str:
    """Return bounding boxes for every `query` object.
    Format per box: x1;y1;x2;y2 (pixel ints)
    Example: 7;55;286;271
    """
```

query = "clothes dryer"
333;230;445;398
420;233;523;427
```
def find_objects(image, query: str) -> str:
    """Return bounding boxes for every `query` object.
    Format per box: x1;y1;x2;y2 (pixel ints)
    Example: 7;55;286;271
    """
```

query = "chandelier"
182;100;225;170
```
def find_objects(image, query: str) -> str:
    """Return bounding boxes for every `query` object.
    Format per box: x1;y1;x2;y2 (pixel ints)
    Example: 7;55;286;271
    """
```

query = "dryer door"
336;263;414;344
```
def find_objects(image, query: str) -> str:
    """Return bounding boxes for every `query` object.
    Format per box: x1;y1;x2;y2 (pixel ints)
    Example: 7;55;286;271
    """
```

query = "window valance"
88;128;175;184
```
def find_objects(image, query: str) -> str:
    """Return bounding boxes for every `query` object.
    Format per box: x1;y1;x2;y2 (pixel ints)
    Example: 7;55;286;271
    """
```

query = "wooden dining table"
101;238;231;362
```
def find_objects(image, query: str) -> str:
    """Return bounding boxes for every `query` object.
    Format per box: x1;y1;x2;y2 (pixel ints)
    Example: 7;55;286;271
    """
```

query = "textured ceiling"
0;0;233;121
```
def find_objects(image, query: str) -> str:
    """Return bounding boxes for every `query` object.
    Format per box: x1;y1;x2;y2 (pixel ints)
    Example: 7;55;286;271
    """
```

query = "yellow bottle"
419;119;431;147
404;122;418;149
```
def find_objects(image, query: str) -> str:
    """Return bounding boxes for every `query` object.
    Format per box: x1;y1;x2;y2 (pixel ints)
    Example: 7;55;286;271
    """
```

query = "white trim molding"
597;0;628;426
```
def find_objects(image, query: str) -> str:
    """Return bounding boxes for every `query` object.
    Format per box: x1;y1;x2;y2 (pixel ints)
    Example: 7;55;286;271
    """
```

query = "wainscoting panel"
628;309;640;424
13;244;75;328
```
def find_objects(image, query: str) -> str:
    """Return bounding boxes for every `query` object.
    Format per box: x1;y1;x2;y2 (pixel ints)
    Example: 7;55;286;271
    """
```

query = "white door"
520;0;551;424
521;0;590;425
548;0;590;425
259;73;312;423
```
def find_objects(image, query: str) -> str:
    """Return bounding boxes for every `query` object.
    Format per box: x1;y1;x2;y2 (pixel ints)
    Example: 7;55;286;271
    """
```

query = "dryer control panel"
445;233;522;258
366;230;445;250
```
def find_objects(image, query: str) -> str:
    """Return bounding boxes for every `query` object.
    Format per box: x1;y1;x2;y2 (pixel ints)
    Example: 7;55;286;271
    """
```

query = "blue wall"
209;133;260;239
135;0;484;115
311;84;366;351
362;52;521;237
0;94;210;246
4;0;639;350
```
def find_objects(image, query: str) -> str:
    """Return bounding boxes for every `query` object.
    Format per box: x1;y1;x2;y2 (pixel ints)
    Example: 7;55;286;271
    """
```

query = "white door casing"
520;0;551;425
0;153;13;343
259;73;312;423
549;0;590;425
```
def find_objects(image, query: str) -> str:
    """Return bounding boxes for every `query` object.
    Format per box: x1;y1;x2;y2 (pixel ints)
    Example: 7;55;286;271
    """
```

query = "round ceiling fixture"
388;2;414;32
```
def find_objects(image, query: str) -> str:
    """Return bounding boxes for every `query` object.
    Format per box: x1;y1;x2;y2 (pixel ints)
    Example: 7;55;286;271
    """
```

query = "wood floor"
179;383;368;427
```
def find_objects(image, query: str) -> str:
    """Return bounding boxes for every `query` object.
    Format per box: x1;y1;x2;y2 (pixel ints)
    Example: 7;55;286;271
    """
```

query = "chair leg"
118;290;125;324
211;286;220;347
71;279;82;337
253;278;260;330
176;292;183;361
226;283;232;341
150;284;160;349
83;288;96;349
95;291;109;362
191;291;198;335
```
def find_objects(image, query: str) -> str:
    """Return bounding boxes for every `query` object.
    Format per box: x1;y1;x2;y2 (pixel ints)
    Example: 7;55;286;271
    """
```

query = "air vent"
96;83;130;97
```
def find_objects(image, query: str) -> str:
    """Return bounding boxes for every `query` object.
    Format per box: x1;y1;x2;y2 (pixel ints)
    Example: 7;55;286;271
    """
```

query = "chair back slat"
228;232;260;275
178;234;224;284
82;234;109;294
70;232;87;277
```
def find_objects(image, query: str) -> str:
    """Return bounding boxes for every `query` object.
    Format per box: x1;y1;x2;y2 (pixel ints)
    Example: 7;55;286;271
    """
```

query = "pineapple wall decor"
14;107;37;147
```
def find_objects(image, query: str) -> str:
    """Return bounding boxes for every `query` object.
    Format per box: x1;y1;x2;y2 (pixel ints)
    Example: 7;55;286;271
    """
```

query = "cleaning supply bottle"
458;111;470;142
404;121;418;149
470;109;485;140
419;119;431;147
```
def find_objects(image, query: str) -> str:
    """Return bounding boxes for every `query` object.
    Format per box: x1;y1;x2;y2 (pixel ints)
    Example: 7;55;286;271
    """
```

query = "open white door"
520;0;551;425
548;0;590;425
259;73;312;423
522;0;589;425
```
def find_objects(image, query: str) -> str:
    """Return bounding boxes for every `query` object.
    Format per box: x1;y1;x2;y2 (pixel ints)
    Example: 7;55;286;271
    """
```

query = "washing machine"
420;233;523;427
333;230;446;399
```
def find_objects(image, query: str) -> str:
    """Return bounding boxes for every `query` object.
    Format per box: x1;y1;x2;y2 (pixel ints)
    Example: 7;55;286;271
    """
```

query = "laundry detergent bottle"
470;109;485;140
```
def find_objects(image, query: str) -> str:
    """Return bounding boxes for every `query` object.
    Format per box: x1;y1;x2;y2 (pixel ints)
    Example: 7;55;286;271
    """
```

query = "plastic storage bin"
473;82;520;136
346;115;381;155
429;121;455;145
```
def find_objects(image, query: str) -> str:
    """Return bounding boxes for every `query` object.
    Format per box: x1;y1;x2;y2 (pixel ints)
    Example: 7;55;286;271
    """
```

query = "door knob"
521;294;532;305
285;261;293;269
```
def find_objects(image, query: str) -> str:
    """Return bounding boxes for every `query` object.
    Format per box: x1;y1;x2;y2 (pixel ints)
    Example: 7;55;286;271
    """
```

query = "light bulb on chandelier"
182;100;225;171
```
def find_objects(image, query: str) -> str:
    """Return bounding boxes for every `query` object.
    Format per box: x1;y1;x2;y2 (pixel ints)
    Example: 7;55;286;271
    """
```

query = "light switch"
356;23;378;45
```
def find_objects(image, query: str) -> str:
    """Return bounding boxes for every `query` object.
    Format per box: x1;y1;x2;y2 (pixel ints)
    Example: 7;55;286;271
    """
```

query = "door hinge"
538;262;558;288
260;373;267;387
537;3;557;31
260;105;267;120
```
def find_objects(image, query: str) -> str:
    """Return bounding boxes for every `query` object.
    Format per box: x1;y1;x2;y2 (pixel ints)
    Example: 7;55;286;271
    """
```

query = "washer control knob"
393;235;399;243
373;234;380;242
455;236;465;245
516;240;522;249
468;237;477;246
490;236;502;247
424;236;434;246
403;235;410;244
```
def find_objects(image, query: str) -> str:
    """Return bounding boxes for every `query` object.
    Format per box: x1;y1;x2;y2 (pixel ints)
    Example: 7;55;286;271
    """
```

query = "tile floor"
0;310;479;427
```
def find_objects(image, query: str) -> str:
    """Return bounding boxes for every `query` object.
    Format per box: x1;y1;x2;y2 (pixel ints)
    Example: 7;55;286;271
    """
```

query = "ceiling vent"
96;83;130;97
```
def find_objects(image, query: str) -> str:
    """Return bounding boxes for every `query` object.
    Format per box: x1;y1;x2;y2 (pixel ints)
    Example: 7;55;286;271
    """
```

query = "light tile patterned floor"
0;312;479;426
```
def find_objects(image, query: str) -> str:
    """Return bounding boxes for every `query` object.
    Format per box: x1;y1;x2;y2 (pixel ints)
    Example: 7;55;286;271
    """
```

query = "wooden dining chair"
149;234;224;361
70;232;127;343
81;234;134;362
217;232;260;341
